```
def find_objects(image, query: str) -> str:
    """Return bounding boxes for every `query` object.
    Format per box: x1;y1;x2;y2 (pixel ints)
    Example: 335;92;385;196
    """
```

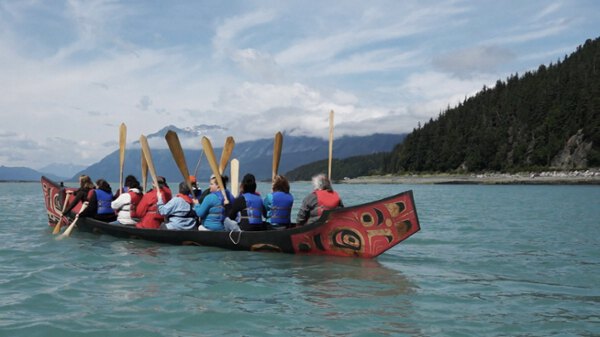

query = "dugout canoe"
41;176;420;258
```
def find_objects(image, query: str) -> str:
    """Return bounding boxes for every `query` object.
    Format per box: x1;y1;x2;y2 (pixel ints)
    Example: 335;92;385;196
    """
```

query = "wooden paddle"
201;136;229;204
141;150;148;193
328;110;334;180
139;135;159;190
165;130;194;197
119;123;127;193
219;136;235;175
230;158;239;197
193;149;204;177
52;191;71;234
57;201;89;239
272;131;283;180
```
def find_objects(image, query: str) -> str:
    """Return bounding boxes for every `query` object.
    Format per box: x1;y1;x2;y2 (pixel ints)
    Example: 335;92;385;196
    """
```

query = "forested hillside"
384;37;600;173
285;153;388;181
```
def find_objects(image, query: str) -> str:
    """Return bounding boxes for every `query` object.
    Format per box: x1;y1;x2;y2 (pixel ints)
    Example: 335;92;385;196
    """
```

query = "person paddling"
296;173;343;226
225;173;268;231
60;174;95;218
93;179;117;223
157;181;198;230
263;175;294;229
111;175;143;226
132;176;172;229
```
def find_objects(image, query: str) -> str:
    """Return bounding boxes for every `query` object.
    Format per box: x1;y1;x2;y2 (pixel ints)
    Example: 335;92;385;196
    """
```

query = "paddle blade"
53;190;71;234
165;130;193;192
139;135;159;189
141;150;148;193
202;136;229;204
328;110;334;180
119;123;127;191
272;131;283;180
230;158;239;198
219;136;235;175
57;202;89;240
52;221;62;234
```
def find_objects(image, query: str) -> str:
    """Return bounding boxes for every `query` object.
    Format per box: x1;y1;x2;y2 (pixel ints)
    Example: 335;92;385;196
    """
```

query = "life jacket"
314;189;341;216
269;191;293;224
241;193;263;225
168;194;198;221
127;190;143;214
208;190;227;223
95;189;114;215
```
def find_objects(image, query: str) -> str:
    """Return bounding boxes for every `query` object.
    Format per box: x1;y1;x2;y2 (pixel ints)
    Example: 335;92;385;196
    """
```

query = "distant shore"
340;169;600;185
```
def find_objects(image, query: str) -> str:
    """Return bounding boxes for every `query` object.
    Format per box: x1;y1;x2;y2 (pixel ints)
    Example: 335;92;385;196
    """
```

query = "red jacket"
132;187;172;229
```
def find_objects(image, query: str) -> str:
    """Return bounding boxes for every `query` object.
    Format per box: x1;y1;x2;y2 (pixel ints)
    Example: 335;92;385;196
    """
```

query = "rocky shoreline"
340;169;600;185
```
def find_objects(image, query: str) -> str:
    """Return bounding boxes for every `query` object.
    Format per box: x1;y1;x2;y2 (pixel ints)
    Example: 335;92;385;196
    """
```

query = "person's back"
111;175;143;225
158;182;197;230
133;177;172;229
227;174;267;231
61;175;95;218
94;179;117;223
194;176;226;231
264;175;293;229
296;173;343;226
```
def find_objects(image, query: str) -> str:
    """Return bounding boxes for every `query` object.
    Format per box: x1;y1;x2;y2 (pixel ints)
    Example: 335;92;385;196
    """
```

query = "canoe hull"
41;176;420;258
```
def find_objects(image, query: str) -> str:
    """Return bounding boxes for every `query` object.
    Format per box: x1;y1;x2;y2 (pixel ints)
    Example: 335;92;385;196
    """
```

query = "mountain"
71;133;406;183
142;124;228;141
0;166;63;182
38;163;87;180
286;153;389;181
383;37;600;174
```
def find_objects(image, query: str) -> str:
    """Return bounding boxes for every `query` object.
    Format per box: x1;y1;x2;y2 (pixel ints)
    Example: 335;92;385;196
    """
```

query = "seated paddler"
296;173;343;226
194;175;227;231
157;181;198;230
225;173;268;231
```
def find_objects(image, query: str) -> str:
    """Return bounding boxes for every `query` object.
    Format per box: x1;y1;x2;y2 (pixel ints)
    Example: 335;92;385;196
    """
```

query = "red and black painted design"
41;176;420;258
289;191;419;258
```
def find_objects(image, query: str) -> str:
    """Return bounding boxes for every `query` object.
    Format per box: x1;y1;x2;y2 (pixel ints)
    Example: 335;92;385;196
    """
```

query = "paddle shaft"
202;137;229;204
119;123;126;192
193;150;204;177
328;110;334;180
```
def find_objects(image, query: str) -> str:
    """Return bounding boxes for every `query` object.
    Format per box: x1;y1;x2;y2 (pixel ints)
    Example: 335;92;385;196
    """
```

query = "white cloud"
0;0;597;169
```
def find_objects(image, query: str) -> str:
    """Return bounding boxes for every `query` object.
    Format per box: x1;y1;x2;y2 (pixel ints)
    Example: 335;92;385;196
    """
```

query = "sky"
0;0;598;170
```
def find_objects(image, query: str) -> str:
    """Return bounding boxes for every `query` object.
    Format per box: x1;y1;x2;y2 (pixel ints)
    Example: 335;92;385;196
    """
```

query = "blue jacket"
242;193;264;225
158;194;197;230
95;189;114;215
194;191;225;230
264;191;293;225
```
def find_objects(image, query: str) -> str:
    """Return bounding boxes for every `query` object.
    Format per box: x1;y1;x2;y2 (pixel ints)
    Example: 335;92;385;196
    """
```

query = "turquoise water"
1;181;599;336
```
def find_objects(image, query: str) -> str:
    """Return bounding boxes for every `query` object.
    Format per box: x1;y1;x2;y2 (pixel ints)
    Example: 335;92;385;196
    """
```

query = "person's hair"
241;174;257;194
95;179;112;192
158;176;168;188
79;175;94;189
222;175;229;189
311;173;332;192
179;181;191;195
272;175;290;193
210;175;228;189
124;175;141;190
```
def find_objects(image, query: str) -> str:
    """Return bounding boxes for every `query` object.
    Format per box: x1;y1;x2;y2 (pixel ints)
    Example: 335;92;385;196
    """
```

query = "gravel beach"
340;170;600;185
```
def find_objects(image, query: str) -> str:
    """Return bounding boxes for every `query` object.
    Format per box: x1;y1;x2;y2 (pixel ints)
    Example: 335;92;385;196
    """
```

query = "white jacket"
111;188;141;225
